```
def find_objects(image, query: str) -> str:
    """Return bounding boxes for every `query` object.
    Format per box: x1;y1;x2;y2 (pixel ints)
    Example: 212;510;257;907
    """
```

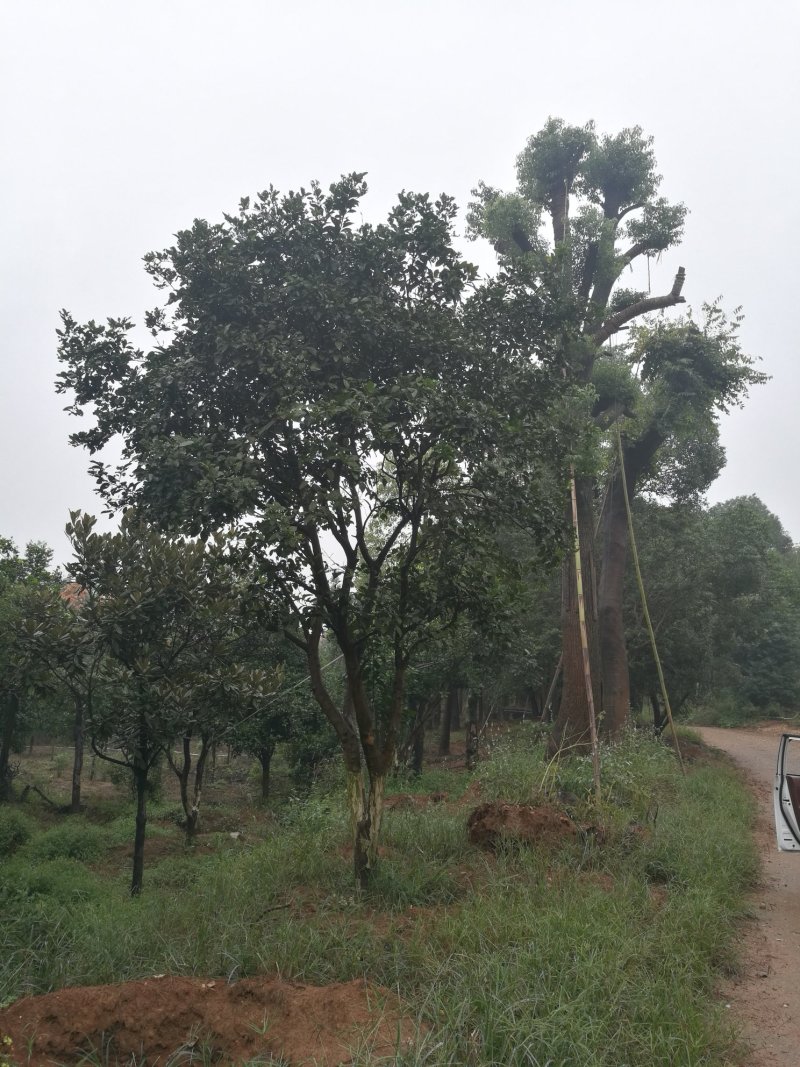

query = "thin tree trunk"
651;690;664;736
452;690;463;731
70;697;84;814
131;762;148;897
175;735;193;838
549;478;601;756
186;736;210;841
0;694;19;802
410;710;425;775
438;687;458;756
258;743;274;802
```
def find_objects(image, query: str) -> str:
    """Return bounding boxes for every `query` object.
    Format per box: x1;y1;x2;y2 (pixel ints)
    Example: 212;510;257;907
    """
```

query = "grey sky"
2;0;798;562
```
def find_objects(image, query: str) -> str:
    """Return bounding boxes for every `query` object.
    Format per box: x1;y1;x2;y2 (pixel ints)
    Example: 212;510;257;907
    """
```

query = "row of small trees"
1;118;775;889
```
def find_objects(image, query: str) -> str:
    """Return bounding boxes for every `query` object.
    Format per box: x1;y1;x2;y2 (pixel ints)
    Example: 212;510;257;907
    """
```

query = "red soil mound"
0;975;419;1065
467;801;578;850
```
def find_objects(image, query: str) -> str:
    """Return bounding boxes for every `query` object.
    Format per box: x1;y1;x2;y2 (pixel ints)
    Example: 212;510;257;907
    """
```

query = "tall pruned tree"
470;119;700;752
57;175;576;886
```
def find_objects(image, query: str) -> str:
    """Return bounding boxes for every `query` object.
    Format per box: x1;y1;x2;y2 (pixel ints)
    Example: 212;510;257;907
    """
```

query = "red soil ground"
0;976;420;1066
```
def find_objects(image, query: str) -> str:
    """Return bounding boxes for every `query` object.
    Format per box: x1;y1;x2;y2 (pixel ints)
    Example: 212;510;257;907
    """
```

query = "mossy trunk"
346;763;386;892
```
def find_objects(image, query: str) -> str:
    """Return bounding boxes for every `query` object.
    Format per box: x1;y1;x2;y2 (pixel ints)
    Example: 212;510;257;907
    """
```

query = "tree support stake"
569;469;602;803
616;429;685;774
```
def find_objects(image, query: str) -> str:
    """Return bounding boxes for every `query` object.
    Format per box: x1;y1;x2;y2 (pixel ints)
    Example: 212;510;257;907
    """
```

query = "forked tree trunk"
70;697;84;814
549;478;601;756
173;733;211;842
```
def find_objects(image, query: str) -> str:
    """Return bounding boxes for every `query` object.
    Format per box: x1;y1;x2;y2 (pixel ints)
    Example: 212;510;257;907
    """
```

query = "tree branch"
593;267;686;345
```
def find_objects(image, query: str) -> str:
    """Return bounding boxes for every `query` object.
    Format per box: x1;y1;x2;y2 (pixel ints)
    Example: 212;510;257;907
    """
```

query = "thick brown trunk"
549;478;601;756
598;471;631;738
70;697;84;814
597;429;664;740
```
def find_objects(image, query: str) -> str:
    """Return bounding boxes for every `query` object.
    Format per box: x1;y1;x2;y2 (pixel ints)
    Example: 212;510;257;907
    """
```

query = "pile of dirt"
0;975;420;1066
467;801;578;850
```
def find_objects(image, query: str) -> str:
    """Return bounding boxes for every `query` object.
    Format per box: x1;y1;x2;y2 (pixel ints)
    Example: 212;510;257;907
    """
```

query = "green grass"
0;728;757;1065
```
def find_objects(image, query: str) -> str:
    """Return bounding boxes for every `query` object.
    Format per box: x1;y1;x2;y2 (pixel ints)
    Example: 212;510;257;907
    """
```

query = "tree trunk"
353;770;385;893
0;694;19;802
131;762;148;897
452;690;462;731
70;697;84;815
258;744;274;802
410;710;425;775
549;478;601;756
438;687;458;756
651;690;665;736
598;469;631;738
597;429;664;738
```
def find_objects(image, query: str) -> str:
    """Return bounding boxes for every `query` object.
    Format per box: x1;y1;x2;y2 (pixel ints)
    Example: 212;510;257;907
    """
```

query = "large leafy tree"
57;175;575;886
469;119;742;751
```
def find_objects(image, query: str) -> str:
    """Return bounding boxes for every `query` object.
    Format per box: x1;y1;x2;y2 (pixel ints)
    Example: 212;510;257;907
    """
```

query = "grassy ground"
0;726;757;1066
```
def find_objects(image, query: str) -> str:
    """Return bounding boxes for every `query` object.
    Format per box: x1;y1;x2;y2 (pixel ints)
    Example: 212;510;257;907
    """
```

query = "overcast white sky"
2;0;798;561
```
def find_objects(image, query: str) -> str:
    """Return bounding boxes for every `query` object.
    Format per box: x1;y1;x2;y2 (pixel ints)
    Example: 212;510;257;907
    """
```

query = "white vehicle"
774;734;800;851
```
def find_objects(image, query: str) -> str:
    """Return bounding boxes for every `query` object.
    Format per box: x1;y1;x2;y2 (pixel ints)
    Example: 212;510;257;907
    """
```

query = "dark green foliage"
628;495;800;716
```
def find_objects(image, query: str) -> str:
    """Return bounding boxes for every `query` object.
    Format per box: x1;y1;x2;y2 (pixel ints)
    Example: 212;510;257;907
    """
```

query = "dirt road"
696;725;800;1066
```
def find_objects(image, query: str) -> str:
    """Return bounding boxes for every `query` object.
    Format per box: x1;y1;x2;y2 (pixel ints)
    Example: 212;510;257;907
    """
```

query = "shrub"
24;820;108;863
0;857;102;903
0;808;36;857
